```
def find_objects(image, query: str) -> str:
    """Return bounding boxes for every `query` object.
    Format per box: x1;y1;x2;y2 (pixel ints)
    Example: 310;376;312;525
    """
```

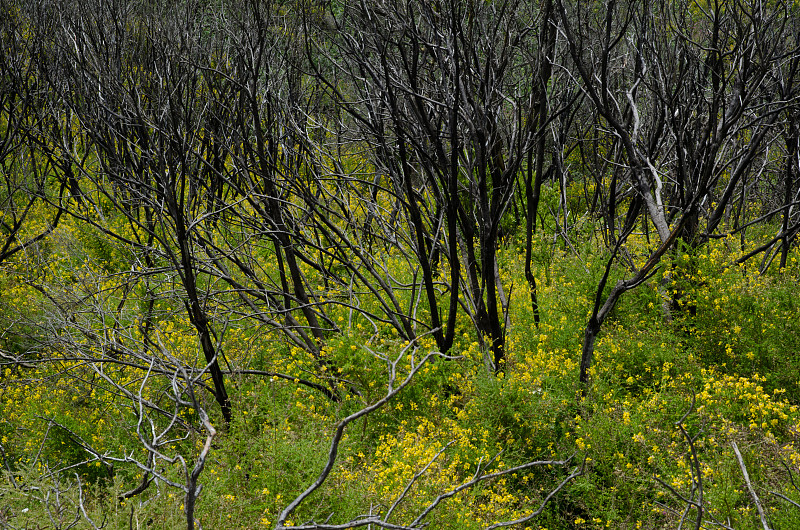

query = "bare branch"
731;442;771;530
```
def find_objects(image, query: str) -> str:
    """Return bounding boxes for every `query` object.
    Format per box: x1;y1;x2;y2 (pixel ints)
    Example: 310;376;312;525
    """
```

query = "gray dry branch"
275;336;582;529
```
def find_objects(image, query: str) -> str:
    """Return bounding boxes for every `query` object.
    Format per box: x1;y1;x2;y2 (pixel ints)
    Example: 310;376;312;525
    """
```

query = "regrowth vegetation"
1;0;800;528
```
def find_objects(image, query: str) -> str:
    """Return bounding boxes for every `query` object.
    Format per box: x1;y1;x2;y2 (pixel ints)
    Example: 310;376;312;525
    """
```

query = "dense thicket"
1;0;799;528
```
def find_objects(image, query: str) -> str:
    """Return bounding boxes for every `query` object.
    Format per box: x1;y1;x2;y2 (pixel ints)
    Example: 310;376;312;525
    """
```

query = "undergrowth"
1;226;799;529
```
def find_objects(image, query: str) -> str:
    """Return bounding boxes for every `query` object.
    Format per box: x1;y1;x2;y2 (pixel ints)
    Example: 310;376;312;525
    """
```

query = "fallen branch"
731;442;771;530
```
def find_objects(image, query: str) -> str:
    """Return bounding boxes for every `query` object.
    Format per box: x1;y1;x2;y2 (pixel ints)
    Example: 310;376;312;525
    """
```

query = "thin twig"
769;490;800;509
385;441;455;522
484;463;584;529
731;442;771;530
410;456;577;528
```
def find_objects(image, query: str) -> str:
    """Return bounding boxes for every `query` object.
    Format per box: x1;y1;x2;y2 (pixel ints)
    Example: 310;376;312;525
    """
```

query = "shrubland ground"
1;190;799;529
1;0;800;528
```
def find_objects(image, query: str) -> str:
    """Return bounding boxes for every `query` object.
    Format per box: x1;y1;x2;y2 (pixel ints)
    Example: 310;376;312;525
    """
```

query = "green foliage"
2;209;800;529
670;241;800;396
